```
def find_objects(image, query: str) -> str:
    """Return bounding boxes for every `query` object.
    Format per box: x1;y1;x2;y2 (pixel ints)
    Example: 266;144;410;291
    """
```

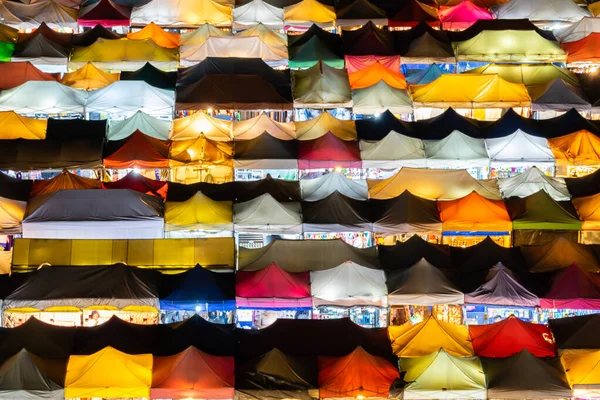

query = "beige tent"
233;113;296;140
294;111;356;140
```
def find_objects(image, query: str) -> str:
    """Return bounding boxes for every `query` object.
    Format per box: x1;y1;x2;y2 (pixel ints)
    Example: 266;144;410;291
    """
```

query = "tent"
549;130;600;169
292;61;352;108
165;192;233;232
0;62;56;91
22;189;165;239
0;5;26;32
560;348;600;399
368;168;502;200
0;81;86;115
298;132;361;170
438;191;511;233
283;0;336;28
566;168;600;197
65;347;152;399
370;190;441;234
505;190;581;230
400;349;486;400
180;23;230;46
104;130;170;169
388;316;474;357
302;191;372;232
230;176;301;203
60;62;118;91
86;81;175;117
388;0;439;28
555;16;600;42
491;0;590;23
410;74;531;109
467;63;579;88
498;167;569;201
0;349;65;398
300;172;367;201
236;263;312;308
318;347;399;399
3;0;77;30
70;38;179;72
0;317;75;359
233;193;302;233
469;315;556;357
30;170;101;198
423;130;489;169
342;21;395;56
360;131;426;170
233;0;285;30
345;54;400;75
406;64;447;85
233;113;295;141
0;172;32;203
128;22;180;49
481;350;571;399
573;193;600;230
238;238;380;272
410;108;485;140
234;132;298;170
107;110;172;141
172;112;232;141
159;315;236;357
102;172;169;199
541;264;600;310
437;0;493;30
352;81;412;115
563;32;600;66
152;347;234;399
72;24;124;47
11;29;70;73
335;0;387;27
294;112;356;141
0;196;25;235
168;134;234;169
288;24;344;69
77;0;131;27
120;62;177;90
386;258;464;306
131;0;233;27
355;110;410;141
0;111;46;140
310;261;387;306
451;237;525;280
550;314;600;350
521;236;600;273
485;131;556;171
378;236;452;270
529;79;591;112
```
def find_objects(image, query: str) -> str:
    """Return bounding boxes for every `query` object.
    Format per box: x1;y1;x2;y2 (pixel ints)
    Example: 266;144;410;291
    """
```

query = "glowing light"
357;396;365;400
335;166;343;173
133;168;140;174
374;113;380;118
195;305;202;312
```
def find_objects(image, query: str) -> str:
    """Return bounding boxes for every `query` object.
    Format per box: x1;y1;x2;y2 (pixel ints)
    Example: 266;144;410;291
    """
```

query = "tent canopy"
104;130;170;169
292;61;352;108
555;16;600;43
573;193;600;230
3;0;78;30
0;196;25;235
566;168;600;198
233;0;285;30
491;0;590;22
0;62;56;91
302;191;372;232
506;190;581;230
342;21;394;56
467;63;579;88
171;111;232;141
370;190;441;234
406;63;447;85
86;81;175;117
102;172;168;199
438;191;512;233
60;62;119;91
485;131;555;168
120;62;177;90
300;172;367;201
131;0;233;27
424;130;489;169
335;0;387;27
549;130;600;168
352;81;413;115
128;22;180;49
288;24;344;69
234;132;298;165
560;348;600;396
379;235;453;270
0;349;65;397
107;110;172;141
0;81;86;115
165;192;233;231
355;110;410;141
541;263;600;310
294;112;357;141
233;193;302;233
78;0;131;27
498;167;569;201
283;0;336;27
521;236;600;273
438;0;493;30
0;111;46;140
30;170;101;198
529;78;590;111
360;130;426;169
298;132;361;170
233;113;295;141
349;61;407;90
549;314;600;350
72;24;125;47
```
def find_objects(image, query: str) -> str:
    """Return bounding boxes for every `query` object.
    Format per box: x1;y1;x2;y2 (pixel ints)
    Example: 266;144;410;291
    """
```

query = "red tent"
541;264;600;310
78;0;132;27
318;346;399;398
438;1;492;30
0;62;57;90
102;171;168;199
236;263;312;308
469;315;556;358
298;131;361;170
104;130;170;169
152;346;234;399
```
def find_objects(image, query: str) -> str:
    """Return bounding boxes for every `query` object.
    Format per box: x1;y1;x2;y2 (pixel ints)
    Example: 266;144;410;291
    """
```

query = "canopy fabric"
300;172;367;201
386;258;464;306
0;81;86;115
0;111;46;139
438;191;511;232
3;0;77;31
234;132;297;169
355;110;409;141
529;78;591;111
555;16;600;43
152;347;234;399
342;21;394;56
0;172;31;202
131;0;233;27
521;236;600;273
233;113;295;141
352;81;413;115
180;23;229;46
566;168;600;198
86;81;175;117
506;190;581;230
467;63;579;87
573;193;600;230
120;63;177;91
438;0;493;30
30;170;101;198
550;314;600;350
410;74;531;108
400;349;486;400
171;112;232;141
541;264;600;310
368;168;502;201
469;315;556;358
233;0;285;30
233;193;302;233
310;261;387;307
406;63;446;85
481;350;571;400
560;349;600;397
103;173;168;199
424;130;489;169
107;110;171;141
298;132;361;170
165;192;233;231
65;347;152;399
283;0;336;28
388;316;474;357
0;62;56;91
344;55;400;74
12;29;68;69
498;167;569;201
451;237;526;281
0;349;65;399
349;62;406;90
335;0;388;27
77;0;131;27
302;191;371;232
491;0;590;22
563;32;600;65
294;112;356;141
410;108;485;140
60;62;118;91
104;130;170;169
288;24;344;69
0;196;26;234
371;191;441;234
464;263;540;307
236;23;288;48
292;61;352;108
168;134;234;167
485;130;555;168
360;131;426;169
128;22;181;49
549;130;600;167
72;24;125;47
236;263;312;308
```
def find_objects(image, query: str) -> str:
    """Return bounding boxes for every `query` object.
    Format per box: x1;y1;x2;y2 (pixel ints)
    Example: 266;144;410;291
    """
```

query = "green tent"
506;190;582;230
288;25;344;69
466;63;579;87
0;41;15;62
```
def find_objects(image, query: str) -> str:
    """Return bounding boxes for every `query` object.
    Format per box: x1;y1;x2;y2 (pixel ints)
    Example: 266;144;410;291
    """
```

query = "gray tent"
0;349;66;399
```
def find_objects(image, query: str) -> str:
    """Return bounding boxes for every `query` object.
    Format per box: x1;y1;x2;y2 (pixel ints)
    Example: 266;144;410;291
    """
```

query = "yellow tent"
573;193;600;231
165;192;233;231
169;134;234;166
388;316;474;357
61;62;119;90
0;196;25;234
65;347;152;399
0;111;46;139
180;23;230;46
560;349;600;399
232;113;296;140
284;0;336;26
591;2;600;16
236;23;287;48
171;112;232;141
549;130;600;167
410;74;531;108
294;112;357;141
128;22;181;49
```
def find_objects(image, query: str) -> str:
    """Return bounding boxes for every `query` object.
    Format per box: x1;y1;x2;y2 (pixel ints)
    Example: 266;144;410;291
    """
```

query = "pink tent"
298;131;362;170
236;263;312;308
438;1;492;30
541;264;600;310
344;55;401;74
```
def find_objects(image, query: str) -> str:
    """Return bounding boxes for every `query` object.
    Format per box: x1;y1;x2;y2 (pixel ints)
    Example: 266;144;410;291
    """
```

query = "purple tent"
541;264;600;310
465;263;539;307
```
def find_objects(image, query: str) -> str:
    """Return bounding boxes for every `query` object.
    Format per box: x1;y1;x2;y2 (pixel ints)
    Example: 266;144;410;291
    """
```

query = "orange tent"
573;193;600;231
104;130;171;169
348;62;407;90
318;346;400;398
127;22;181;49
438;191;512;232
30;170;101;198
562;33;600;64
549;130;600;167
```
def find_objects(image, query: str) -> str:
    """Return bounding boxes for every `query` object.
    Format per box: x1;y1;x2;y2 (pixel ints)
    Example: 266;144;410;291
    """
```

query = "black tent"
336;0;387;22
386;0;438;28
409;108;489;139
341;21;395;55
548;314;600;349
0;172;32;201
378;235;453;270
71;24;124;47
355;110;411;140
120;62;177;90
234;133;298;161
0;318;75;359
577;72;600;110
484;108;540;138
288;24;344;68
369;190;441;234
16;23;72;46
166;181;235;202
0;349;66;397
159;314;236;356
565;169;600;198
448;19;557;43
302;191;372;232
535;108;600;138
12;33;70;59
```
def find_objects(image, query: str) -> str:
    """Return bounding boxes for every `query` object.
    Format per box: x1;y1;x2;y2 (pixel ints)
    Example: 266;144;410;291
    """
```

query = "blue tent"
406;64;447;85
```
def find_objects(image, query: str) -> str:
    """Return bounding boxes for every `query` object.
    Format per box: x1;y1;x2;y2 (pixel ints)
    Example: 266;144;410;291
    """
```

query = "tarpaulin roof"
300;172;367;201
152;347;234;400
298;131;360;169
0;62;57;91
4;0;77;30
288;23;344;69
368;167;502;200
386;257;464;306
411;74;531;108
128;22;180;48
467;63;579;88
160;315;236;357
491;0;590;22
400;349;486;400
399;27;454;64
102;171;168;199
485;131;555;168
0;317;75;359
233;113;295;141
30;170;101;198
529;78;590;111
107;110;171;141
65;347;152;399
15;23;72;46
560;348;600;395
498;167;570;201
336;0;387;26
292;61;351;108
563;32;600;66
451;237;525;278
0;81;86;115
566;168;600;197
104;129;170;169
168;134;234;167
406;63;446;85
541;263;600;310
238;238;380;272
78;0;131;27
234;132;298;160
0;172;32;202
283;0;336;27
180;23;229;46
233;0;285;30
345;54;400;75
120;62;177;90
388;0;439;28
165;192;232;231
555;16;600;43
549;314;600;349
0;349;65;398
481;350;571;399
438;190;511;232
342;21;394;56
550;130;600;167
60;62;118;91
410;108;486;140
521;236;600;273
131;0;233;27
388;316;474;357
233;193;302;233
573;193;600;230
438;0;493;30
12;30;70;60
370;190;441;233
352;81;412;115
360;131;426;169
424;130;489;169
355;110;410;141
171;112;231;141
72;24;124;47
0;111;46;140
302;191;371;232
235;263;311;308
86;80;175;117
0;196;25;234
506;190;581;230
295;112;356;141
318;347;399;399
310;261;387;306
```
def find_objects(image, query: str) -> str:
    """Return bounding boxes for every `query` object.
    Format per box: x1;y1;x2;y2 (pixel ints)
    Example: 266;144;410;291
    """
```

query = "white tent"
554;16;600;43
492;0;590;23
107;110;172;141
0;196;26;235
360;131;426;169
386;258;464;306
232;0;284;30
424;131;489;169
0;81;87;115
351;81;413;116
3;0;77;30
131;0;233;27
86;81;175;118
498;166;570;201
180;23;230;46
233;193;302;233
233;113;296;140
0;2;26;29
310;261;388;306
300;172;368;201
484;130;555;170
